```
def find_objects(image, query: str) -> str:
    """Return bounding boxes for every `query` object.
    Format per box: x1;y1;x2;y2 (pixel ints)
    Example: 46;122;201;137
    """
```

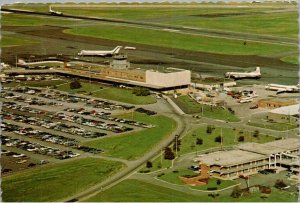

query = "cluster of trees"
164;147;175;160
70;80;82;89
132;87;150;96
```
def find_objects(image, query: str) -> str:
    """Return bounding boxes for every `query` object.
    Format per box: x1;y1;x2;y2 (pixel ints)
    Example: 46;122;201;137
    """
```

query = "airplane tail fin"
255;67;260;74
112;46;122;54
49;6;52;12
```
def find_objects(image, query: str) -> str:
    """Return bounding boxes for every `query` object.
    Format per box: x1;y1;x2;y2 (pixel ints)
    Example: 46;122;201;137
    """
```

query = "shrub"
146;161;152;168
70;80;81;89
132;87;150;96
231;186;242;198
206;125;212;134
238;136;245;142
253;130;259;138
196;138;203;145
274;179;287;189
217;179;221;185
215;136;222;143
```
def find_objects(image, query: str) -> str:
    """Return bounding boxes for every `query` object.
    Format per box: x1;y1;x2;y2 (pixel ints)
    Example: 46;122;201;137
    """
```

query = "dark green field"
2;158;124;202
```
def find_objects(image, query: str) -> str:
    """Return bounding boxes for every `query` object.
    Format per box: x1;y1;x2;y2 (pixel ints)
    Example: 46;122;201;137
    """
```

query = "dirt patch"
190;12;262;18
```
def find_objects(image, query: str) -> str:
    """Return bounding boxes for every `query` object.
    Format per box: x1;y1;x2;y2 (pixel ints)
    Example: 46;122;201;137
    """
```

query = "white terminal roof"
199;149;266;167
237;138;300;155
269;104;299;116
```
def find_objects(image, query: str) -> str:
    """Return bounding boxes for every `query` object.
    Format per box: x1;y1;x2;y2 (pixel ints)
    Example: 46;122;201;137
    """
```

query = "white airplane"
265;84;300;94
78;46;122;57
49;6;63;16
225;67;261;79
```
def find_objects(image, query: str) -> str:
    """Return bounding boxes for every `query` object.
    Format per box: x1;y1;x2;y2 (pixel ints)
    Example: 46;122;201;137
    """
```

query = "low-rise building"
257;99;297;109
267;104;299;123
198;138;300;180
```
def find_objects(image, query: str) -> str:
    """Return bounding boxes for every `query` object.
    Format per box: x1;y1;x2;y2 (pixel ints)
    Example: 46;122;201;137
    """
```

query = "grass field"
56;82;156;105
247;121;298;131
2;158;123;202
173;95;240;122
86;178;297;202
2;13;75;26
1;35;37;47
86;179;205;202
281;55;299;65
179;126;275;155
5;3;297;38
64;25;295;56
140;154;172;173
83;112;176;160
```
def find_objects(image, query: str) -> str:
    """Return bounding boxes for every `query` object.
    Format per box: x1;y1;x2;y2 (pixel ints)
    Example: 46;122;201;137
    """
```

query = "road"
1;8;297;47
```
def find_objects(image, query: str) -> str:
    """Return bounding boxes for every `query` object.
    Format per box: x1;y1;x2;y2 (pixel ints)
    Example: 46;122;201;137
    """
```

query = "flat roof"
200;149;266;167
269;104;299;115
237;138;300;155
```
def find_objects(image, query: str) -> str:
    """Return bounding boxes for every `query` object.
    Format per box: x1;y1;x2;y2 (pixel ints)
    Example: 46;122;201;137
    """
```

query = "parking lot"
1;82;156;176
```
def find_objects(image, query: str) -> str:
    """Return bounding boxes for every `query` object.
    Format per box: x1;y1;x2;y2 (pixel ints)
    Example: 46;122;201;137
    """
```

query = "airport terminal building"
63;56;191;90
198;138;300;180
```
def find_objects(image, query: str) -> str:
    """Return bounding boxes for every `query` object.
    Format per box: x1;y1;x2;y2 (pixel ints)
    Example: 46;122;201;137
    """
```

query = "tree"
164;147;175;160
217;179;221;185
132;87;150;96
231;186;242;198
253;130;259;138
215;136;222;143
146;161;153;168
196;138;203;145
70;80;81;89
274;179;287;189
206;125;212;134
238;136;245;142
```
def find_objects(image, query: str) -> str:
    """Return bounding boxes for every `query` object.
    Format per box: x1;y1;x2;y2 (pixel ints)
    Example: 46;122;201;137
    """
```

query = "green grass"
83;112;176;160
1;35;37;47
6;4;296;38
56;82;156;105
2;158;124;202
221;187;298;202
158;168;198;185
194;178;236;190
64;25;295;56
281;55;299;65
93;87;156;105
174;95;240;122
140;154;172;173
2;13;75;26
247;121;298;131
86;179;297;202
86;179;206;202
179;126;276;155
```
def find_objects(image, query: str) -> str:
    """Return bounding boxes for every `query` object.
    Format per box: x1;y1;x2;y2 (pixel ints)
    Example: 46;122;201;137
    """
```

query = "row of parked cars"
8;86;134;111
2;92;63;107
1;135;80;160
2;111;107;139
2;121;102;154
53;112;133;133
64;108;152;128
